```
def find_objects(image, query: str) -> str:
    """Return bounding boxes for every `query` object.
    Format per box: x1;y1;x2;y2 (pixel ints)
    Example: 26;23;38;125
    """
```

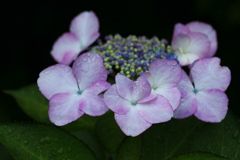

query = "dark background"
0;0;239;158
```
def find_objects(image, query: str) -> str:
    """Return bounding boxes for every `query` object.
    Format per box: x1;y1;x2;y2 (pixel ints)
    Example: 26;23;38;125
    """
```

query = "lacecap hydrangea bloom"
37;11;231;137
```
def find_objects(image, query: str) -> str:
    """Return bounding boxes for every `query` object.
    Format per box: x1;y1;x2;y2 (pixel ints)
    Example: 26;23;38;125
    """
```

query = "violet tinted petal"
190;57;231;91
172;23;190;37
49;93;84;126
37;64;77;100
187;32;211;58
70;11;100;50
79;94;108;116
115;108;152;137
72;52;108;90
104;85;131;115
187;21;217;57
173;93;197;119
148;59;182;88
132;76;152;101
194;89;228;122
116;74;133;100
153;87;181;110
177;69;194;97
50;33;80;65
85;80;111;95
137;95;173;123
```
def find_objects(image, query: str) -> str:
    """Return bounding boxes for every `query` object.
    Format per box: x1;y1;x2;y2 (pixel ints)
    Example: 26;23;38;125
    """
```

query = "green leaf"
95;112;126;154
4;84;101;130
4;84;49;123
116;111;240;160
168;152;227;160
117;136;142;160
0;122;96;160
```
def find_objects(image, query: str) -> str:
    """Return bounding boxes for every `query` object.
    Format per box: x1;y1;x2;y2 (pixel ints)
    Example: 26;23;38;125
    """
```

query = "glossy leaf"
4;84;50;123
117;136;142;160
0;122;96;160
95;112;126;154
117;111;240;160
169;152;227;160
4;84;101;130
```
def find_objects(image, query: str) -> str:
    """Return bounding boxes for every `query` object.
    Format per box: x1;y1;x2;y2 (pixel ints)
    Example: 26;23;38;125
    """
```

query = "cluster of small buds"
90;34;177;79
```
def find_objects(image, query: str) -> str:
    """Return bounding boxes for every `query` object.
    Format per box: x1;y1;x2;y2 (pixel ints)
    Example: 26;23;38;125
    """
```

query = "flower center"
90;34;178;79
193;88;198;94
77;90;83;95
131;101;137;106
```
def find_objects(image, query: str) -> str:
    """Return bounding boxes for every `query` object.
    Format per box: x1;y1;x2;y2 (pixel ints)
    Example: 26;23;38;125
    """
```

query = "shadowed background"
0;0;239;159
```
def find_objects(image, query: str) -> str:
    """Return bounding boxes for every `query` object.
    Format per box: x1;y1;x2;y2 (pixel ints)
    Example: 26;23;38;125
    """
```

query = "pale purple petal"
137;95;173;123
116;74;133;100
190;57;231;91
187;32;211;58
49;93;84;126
132;76;152;101
138;93;157;104
37;64;77;100
147;59;182;88
70;11;100;50
72;52;108;90
85;80;111;95
172;23;190;37
173;93;197;119
104;85;131;115
79;94;108;116
153;87;181;110
177;70;194;97
187;21;217;57
194;89;228;122
50;33;80;65
115;108;152;137
171;33;191;51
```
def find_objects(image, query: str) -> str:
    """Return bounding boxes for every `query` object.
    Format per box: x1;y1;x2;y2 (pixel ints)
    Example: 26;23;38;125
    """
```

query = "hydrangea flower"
37;52;110;126
141;59;182;110
171;21;217;66
51;11;100;65
104;74;173;137
174;57;231;122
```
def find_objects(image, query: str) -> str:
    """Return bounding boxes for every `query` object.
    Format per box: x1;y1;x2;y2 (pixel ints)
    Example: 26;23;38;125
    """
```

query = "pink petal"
190;57;231;91
50;33;80;65
187;21;217;57
153;87;181;110
137;95;173;123
177;70;194;97
138;93;157;104
79;94;109;116
132;76;152;101
172;23;190;37
147;59;182;88
72;52;108;90
49;93;84;126
115;74;134;100
85;80;111;95
115;108;152;137
171;33;191;51
173;93;197;119
194;89;228;122
187;32;211;58
37;64;77;100
171;32;211;66
104;85;131;115
70;11;100;51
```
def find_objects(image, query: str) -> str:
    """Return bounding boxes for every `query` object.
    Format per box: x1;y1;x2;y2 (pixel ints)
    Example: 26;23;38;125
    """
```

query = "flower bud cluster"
90;34;177;79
